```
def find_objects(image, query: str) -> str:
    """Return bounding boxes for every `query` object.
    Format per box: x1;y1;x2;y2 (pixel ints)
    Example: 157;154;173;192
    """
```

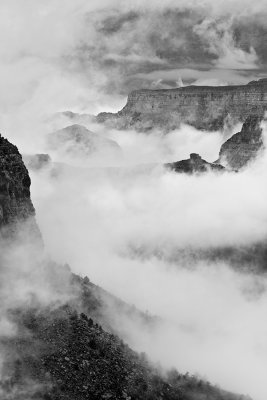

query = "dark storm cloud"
148;9;216;66
233;18;267;65
96;10;140;34
67;5;266;96
0;0;266;118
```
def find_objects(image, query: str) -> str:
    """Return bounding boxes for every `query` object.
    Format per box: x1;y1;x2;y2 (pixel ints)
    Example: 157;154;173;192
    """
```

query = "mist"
20;123;265;400
0;1;267;399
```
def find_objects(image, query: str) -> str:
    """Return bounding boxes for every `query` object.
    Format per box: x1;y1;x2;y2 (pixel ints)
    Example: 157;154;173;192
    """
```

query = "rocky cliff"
97;78;267;132
218;115;264;170
0;134;41;240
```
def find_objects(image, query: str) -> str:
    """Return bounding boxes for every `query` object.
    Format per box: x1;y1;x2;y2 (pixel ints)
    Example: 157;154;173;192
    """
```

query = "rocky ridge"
217;115;264;169
166;153;225;174
47;124;121;161
1;303;247;400
97;79;267;132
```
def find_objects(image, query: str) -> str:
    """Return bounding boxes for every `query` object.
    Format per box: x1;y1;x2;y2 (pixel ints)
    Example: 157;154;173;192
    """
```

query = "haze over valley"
0;1;267;400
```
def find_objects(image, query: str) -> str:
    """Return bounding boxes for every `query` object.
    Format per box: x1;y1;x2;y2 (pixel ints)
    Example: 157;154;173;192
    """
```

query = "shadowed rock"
218;115;264;170
166;153;225;174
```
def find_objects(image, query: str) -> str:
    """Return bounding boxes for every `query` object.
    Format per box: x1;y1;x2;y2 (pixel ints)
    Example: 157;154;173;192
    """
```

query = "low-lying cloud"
26;124;267;400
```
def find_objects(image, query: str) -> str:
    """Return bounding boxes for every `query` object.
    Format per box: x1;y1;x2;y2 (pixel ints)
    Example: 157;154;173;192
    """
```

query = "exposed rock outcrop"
0;134;41;240
97;78;267;132
47;124;121;161
217;115;264;170
166;153;225;174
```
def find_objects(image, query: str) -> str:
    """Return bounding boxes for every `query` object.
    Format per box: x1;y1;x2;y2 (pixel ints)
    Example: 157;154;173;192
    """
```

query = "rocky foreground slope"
97;79;267;132
1;301;247;400
0;135;248;399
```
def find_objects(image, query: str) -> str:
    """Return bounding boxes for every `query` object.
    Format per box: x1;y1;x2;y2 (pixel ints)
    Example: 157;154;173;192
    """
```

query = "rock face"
0;134;40;239
97;78;267;132
47;124;121;161
218;115;264;169
166;153;225;174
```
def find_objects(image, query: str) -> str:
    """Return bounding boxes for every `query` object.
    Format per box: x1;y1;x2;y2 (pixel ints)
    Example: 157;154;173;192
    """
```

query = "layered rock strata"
97;78;267;132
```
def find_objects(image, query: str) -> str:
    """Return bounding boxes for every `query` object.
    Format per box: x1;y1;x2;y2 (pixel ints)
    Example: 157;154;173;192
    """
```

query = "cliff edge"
97;78;267;132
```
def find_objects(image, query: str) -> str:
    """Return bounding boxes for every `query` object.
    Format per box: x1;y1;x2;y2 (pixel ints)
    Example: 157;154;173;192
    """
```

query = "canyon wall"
97;79;267;132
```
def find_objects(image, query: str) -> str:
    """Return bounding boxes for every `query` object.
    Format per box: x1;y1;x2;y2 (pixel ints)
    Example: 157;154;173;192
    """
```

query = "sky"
0;1;267;400
0;0;266;130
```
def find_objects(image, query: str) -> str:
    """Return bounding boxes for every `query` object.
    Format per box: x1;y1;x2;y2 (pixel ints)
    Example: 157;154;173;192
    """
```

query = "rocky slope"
217;115;264;169
97;78;267;132
0;134;41;240
1;303;248;400
0;265;247;400
166;153;225;174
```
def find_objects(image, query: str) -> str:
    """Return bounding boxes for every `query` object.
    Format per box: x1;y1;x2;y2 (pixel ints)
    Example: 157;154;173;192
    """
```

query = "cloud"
194;17;259;70
134;67;257;87
0;0;266;141
70;1;266;94
1;1;267;399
